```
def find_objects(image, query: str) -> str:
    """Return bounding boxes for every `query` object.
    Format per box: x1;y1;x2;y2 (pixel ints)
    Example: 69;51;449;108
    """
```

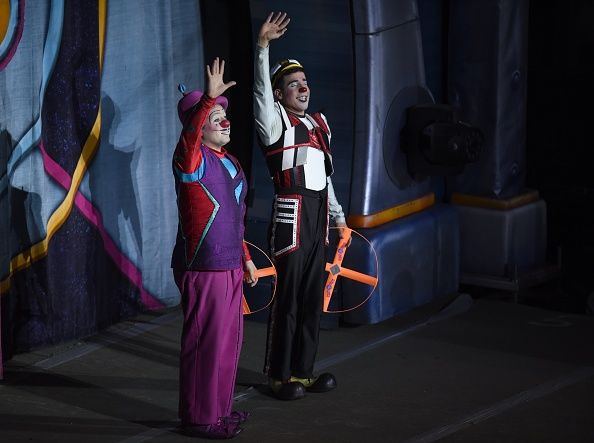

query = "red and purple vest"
172;146;247;271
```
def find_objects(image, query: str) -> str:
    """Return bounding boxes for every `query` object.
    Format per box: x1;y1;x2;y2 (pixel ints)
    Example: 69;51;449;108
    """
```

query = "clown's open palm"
206;57;236;99
258;12;291;48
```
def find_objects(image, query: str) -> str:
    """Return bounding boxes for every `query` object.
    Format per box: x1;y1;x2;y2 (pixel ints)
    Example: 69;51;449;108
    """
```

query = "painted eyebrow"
209;112;226;122
288;79;307;86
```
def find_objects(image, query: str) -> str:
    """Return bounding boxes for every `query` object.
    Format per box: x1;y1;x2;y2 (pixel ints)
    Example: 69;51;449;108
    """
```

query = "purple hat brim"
177;90;228;122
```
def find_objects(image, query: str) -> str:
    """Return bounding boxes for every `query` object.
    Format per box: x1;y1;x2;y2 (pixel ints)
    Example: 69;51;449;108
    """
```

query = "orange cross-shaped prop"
242;266;276;315
323;228;378;313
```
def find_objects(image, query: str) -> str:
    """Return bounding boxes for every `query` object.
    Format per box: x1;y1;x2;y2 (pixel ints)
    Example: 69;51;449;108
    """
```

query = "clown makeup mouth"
297;96;308;103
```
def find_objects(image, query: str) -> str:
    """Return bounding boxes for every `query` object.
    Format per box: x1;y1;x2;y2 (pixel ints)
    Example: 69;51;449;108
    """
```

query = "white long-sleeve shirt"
253;45;346;224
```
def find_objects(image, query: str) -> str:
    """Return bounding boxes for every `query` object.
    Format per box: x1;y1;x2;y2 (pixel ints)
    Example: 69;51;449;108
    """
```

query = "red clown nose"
220;119;230;128
299;87;308;93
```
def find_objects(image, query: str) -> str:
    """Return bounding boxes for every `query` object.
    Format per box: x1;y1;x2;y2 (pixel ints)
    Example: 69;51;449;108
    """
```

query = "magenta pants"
174;268;244;425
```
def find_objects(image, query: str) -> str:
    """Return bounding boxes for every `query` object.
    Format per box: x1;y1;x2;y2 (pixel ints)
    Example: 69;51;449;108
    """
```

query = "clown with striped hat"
253;12;349;401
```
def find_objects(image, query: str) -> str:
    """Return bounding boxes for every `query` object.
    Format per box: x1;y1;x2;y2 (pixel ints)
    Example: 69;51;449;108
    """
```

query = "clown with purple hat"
171;57;257;439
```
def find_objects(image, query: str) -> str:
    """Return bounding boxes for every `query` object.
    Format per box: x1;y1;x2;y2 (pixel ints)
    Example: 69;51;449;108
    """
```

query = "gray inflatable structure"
344;1;458;323
246;0;547;324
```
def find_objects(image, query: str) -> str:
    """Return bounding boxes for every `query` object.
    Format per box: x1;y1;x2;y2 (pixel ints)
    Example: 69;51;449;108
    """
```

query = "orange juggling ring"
241;241;276;315
243;227;378;315
323;227;379;313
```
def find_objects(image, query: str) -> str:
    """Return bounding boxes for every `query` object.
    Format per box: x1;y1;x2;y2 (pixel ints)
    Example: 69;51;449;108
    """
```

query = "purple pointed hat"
177;84;228;122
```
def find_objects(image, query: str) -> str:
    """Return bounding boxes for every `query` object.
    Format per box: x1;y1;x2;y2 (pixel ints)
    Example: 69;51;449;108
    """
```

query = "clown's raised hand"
206;57;236;99
258;12;291;48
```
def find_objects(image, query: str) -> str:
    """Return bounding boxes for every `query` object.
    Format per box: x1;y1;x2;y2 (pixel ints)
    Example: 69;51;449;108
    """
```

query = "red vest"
260;104;333;190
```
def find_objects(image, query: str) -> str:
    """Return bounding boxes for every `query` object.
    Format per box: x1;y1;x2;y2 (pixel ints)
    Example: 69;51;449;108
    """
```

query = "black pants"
265;187;328;381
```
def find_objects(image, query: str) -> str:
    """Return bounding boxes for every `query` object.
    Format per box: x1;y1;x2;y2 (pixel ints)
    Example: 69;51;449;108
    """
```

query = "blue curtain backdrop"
0;0;205;370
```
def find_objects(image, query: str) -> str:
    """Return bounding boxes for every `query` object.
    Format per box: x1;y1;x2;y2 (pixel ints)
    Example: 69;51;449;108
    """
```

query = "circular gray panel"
383;86;434;188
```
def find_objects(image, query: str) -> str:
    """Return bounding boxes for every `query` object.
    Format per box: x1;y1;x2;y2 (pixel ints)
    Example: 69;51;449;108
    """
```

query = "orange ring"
242;241;277;315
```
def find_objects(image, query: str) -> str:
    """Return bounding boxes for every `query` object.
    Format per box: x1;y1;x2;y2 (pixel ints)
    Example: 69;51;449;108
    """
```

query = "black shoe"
181;419;242;439
269;379;306;400
292;372;337;393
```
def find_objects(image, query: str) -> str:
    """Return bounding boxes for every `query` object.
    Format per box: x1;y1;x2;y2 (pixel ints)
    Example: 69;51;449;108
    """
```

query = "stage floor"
1;295;593;442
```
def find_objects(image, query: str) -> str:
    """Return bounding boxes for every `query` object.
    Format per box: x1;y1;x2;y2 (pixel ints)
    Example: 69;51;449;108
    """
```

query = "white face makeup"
276;71;309;115
201;104;231;150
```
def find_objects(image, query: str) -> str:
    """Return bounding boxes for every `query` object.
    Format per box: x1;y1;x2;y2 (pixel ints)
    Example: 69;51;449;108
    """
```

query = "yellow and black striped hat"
270;59;305;89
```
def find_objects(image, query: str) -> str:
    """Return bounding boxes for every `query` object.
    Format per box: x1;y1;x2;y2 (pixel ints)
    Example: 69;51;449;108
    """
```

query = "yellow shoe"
291;373;337;393
289;375;316;388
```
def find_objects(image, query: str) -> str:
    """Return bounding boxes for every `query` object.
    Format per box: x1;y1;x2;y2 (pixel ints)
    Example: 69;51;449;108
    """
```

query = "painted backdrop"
0;0;205;375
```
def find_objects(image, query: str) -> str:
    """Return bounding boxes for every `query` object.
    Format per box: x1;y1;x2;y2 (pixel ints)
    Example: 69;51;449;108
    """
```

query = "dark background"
525;1;594;313
199;0;593;314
